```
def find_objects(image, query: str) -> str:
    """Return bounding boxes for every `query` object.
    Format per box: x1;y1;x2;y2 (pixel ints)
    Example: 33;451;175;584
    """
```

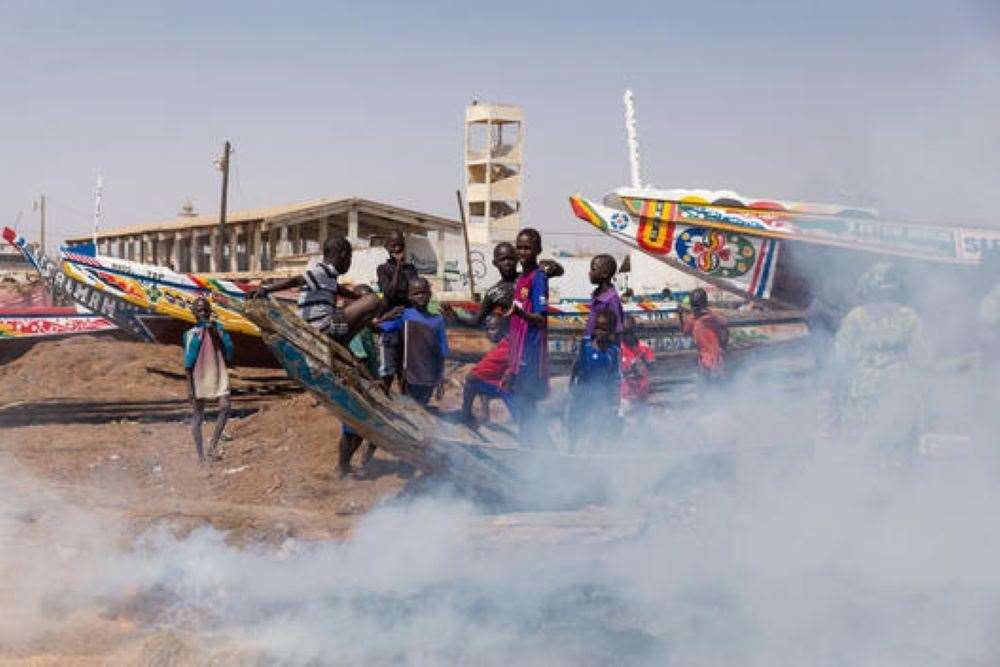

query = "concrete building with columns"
64;197;464;282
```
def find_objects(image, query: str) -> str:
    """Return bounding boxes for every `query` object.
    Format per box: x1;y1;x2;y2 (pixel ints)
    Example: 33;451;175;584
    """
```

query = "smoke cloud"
3;329;999;665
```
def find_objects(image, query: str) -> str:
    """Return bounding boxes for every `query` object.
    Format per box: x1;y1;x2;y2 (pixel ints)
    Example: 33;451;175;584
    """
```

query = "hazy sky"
1;0;998;250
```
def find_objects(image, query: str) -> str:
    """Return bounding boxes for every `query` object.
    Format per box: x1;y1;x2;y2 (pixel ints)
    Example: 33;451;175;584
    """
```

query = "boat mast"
623;89;643;190
93;174;103;250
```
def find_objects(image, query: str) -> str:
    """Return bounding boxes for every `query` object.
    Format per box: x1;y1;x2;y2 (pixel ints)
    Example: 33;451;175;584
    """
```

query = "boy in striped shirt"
252;236;382;344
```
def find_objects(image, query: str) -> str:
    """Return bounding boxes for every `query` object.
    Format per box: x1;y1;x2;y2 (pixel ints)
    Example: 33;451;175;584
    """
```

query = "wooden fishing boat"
3;227;154;341
0;306;116;340
5;227;275;363
2;229;277;366
570;189;997;308
57;246;260;338
240;295;524;501
0;305;118;363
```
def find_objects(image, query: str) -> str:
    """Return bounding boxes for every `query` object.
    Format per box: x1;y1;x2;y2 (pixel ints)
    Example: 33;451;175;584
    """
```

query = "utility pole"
38;194;46;255
93;175;104;250
216;140;232;272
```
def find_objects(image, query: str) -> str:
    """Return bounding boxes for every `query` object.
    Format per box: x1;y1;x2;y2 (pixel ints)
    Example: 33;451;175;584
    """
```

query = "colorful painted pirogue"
570;187;1000;307
0;308;115;340
3;227;154;341
58;246;258;336
56;246;284;366
242;295;523;501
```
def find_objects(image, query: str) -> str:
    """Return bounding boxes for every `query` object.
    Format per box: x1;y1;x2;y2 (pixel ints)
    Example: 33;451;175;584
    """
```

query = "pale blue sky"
1;0;998;250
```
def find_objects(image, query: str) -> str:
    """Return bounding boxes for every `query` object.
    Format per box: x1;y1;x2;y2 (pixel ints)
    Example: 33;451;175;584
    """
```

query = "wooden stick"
455;189;476;299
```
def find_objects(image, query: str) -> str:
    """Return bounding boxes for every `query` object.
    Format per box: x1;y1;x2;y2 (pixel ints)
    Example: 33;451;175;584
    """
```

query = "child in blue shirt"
567;309;620;449
376;277;449;405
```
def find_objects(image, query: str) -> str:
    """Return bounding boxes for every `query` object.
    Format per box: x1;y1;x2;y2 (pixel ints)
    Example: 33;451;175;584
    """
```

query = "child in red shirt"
619;315;654;416
680;288;729;380
461;315;513;426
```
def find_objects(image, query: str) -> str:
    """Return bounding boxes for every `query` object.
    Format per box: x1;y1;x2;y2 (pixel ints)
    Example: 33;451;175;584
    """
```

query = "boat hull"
572;191;1000;308
3;228;150;340
135;314;276;367
243;297;524;501
0;309;117;339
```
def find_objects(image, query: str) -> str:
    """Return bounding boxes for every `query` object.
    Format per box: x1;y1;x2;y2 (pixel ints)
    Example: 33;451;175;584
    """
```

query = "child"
586;254;625;339
337;285;381;477
460;314;513;426
251;236;382;344
442;241;564;328
184;296;234;463
619;315;655;418
376;231;418;388
567;310;620;448
679;287;729;386
377;277;449;405
504;228;550;442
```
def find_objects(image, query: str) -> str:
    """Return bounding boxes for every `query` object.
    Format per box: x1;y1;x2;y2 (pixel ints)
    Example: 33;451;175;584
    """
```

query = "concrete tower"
464;102;523;245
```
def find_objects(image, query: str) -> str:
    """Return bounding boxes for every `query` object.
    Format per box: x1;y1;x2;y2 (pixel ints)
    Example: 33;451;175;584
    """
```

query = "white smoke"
3;383;1000;666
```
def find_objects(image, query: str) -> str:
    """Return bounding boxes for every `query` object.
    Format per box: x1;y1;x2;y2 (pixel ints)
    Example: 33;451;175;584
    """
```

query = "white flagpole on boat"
92;174;104;250
623;89;643;190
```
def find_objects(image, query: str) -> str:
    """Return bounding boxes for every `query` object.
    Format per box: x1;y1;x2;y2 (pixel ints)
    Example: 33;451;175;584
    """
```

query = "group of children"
561;254;731;447
327;226;562;471
454;244;729;449
183;226;730;469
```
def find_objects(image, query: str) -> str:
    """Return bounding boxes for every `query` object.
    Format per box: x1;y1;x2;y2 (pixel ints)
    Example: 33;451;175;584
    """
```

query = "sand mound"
0;336;188;404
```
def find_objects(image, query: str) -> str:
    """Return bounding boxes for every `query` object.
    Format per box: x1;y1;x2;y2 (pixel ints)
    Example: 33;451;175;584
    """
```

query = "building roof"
466;103;523;123
65;197;463;243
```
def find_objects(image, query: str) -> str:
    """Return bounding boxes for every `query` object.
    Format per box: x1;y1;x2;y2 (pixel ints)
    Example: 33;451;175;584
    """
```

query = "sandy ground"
5;331;970;664
2;338;421;540
0;338;423;663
